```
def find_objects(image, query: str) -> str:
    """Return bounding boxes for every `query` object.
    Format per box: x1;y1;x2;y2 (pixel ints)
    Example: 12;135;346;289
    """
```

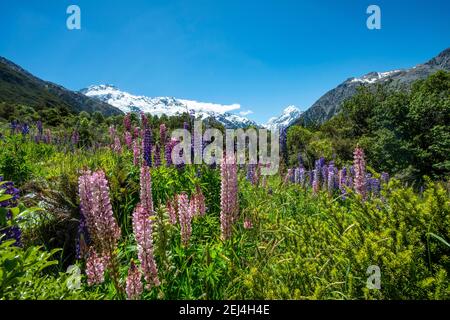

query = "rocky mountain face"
81;85;257;128
264;105;303;130
295;47;450;125
0;57;122;116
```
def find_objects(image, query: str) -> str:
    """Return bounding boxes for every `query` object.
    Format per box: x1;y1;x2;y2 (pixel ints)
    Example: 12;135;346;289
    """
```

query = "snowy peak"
347;70;404;84
80;85;257;128
264;105;303;130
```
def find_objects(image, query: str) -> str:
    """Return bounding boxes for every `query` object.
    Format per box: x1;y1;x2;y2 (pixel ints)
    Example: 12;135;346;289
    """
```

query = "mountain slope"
264;105;303;130
296;47;450;125
0;57;122;116
81;85;257;128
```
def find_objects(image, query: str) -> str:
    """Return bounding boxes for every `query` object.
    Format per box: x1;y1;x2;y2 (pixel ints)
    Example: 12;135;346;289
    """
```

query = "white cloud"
178;99;241;114
239;110;253;116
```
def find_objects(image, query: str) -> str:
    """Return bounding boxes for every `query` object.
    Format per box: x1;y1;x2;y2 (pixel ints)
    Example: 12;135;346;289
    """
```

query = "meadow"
0;113;449;301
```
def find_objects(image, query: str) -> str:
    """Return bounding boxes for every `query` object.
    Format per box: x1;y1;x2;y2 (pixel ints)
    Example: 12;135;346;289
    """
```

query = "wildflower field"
0;109;449;301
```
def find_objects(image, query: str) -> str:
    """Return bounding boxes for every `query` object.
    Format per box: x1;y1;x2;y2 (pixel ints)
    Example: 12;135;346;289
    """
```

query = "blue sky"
0;0;449;123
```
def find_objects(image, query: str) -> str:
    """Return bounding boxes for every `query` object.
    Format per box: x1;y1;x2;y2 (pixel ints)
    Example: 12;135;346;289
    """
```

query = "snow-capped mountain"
264;105;303;131
349;70;403;84
80;85;257;128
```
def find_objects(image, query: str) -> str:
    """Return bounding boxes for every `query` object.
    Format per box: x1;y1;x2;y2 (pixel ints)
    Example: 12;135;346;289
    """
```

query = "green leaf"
9;207;20;219
427;232;450;248
0;194;13;203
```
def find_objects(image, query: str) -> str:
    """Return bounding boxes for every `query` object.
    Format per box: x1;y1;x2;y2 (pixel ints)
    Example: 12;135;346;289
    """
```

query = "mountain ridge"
293;47;450;126
0;56;122;116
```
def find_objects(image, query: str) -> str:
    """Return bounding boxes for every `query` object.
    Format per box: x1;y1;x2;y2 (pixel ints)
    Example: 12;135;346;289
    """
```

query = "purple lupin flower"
1;226;22;247
321;164;328;190
165;138;178;167
338;167;348;199
353;147;367;199
327;163;338;193
369;178;381;197
21;123;29;136
246;164;256;184
76;212;90;259
132;204;160;289
10;120;17;135
0;178;22;247
299;167;306;187
142;128;153;167
37;120;43;136
294;167;300;184
381;172;390;184
71;130;79;146
177;193;192;246
0;178;20;208
126;261;143;300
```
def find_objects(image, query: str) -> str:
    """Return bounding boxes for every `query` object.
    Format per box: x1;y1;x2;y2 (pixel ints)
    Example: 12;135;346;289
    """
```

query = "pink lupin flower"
140;165;154;217
86;248;107;286
261;175;267;188
194;187;206;217
113;136;122;153
353;146;367;199
124;131;133;149
132;204;160;289
177;193;192;246
220;153;239;240
244;217;253;229
134;127;140;139
109;126;117;141
166;198;177;225
189;197;197;218
284;169;291;184
141;112;148;129
133;139;141;166
187;186;205;218
124;113;132;132
79;170;121;257
159;123;167;145
126;261;143;300
45;129;52;144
